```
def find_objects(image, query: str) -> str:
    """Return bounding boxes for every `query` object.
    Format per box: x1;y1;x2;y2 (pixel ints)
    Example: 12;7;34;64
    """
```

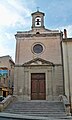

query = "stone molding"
15;32;61;38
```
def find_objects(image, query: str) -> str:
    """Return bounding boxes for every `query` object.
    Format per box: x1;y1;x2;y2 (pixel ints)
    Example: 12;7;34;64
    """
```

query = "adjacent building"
62;38;72;108
0;55;15;97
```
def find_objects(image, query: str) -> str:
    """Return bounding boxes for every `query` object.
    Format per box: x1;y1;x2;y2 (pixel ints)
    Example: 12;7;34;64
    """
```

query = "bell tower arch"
31;9;45;29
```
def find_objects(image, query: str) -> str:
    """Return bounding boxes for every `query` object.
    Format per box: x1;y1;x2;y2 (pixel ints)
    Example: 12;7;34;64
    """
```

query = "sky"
0;0;72;62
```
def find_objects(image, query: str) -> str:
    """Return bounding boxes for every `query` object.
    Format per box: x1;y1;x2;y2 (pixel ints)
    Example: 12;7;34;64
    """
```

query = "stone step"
6;105;65;109
5;109;65;113
6;101;64;108
4;111;66;117
3;101;67;118
5;108;65;112
3;112;66;118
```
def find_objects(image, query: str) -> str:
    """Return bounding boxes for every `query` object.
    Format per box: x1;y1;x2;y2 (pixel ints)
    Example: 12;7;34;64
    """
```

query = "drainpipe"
60;31;65;95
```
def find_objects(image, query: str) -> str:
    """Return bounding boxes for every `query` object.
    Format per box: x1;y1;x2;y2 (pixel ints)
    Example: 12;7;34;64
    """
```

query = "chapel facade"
14;10;64;101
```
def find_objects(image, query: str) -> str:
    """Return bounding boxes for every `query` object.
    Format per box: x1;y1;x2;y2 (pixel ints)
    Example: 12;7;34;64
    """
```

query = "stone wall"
62;40;72;107
15;33;62;65
14;65;63;101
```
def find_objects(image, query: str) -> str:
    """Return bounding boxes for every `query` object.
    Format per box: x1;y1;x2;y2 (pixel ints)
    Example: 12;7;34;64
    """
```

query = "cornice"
15;32;61;38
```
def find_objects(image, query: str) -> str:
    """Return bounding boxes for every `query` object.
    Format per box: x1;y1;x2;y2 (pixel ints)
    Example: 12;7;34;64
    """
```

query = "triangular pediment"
23;58;54;66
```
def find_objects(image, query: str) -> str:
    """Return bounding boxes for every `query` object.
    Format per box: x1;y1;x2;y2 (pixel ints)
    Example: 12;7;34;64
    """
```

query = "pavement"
0;113;72;120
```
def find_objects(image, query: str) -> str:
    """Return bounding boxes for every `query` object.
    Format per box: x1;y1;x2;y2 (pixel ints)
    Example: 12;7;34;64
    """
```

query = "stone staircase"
3;100;67;119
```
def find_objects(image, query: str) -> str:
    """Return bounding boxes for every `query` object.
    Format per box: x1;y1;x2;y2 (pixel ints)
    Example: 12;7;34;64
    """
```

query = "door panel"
31;73;46;100
31;93;38;100
38;93;45;100
31;80;38;92
39;80;45;93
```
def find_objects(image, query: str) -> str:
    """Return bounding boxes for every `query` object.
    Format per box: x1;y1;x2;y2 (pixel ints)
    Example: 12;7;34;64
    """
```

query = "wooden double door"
31;73;46;100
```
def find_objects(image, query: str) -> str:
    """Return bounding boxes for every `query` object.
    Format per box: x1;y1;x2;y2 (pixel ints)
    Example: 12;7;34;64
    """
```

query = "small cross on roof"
37;7;39;11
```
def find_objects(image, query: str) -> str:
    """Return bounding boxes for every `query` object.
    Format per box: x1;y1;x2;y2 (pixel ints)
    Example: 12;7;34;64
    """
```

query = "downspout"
60;41;65;95
60;31;65;95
